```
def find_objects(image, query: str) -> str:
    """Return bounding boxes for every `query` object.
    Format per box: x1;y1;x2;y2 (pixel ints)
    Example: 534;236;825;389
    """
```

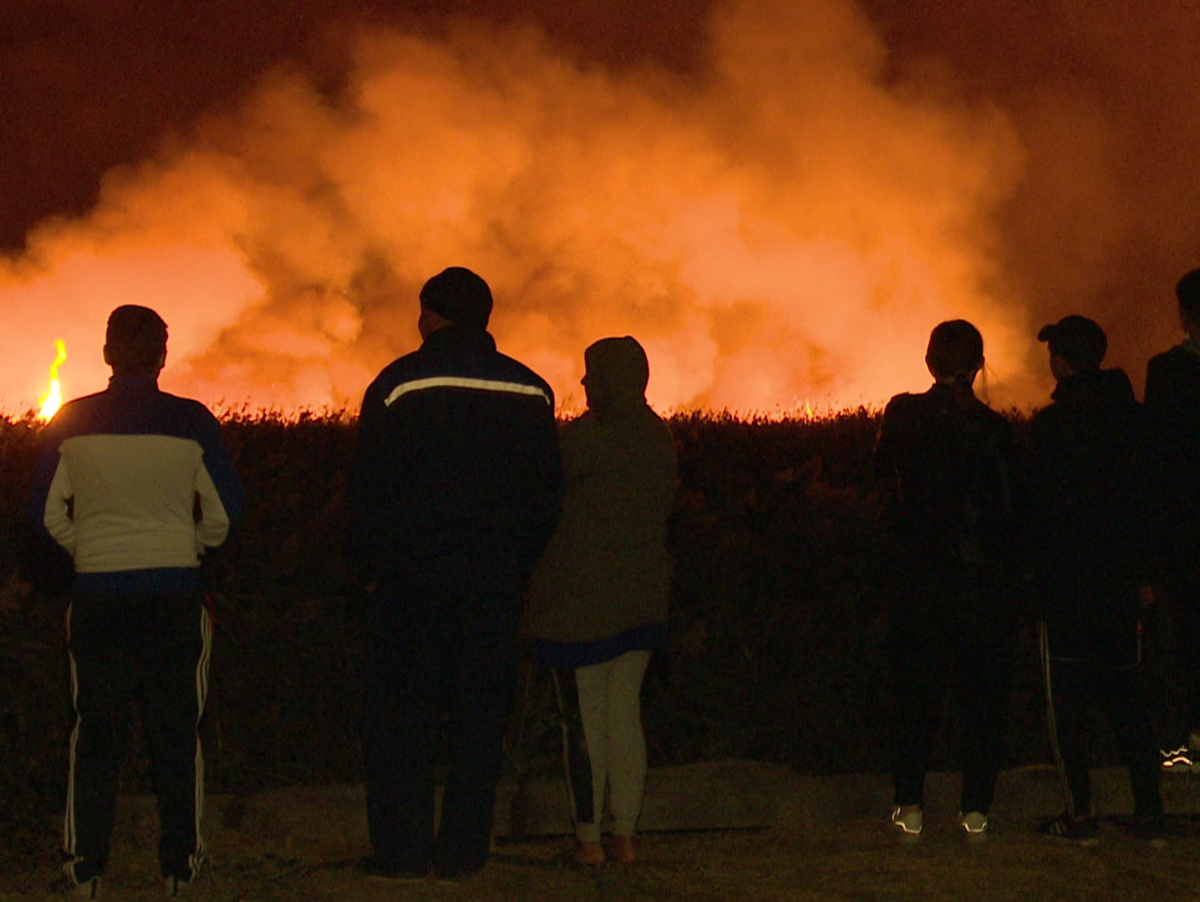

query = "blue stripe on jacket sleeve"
193;407;243;526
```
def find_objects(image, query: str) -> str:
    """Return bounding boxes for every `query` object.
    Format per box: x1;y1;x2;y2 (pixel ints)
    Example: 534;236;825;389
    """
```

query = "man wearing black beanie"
347;267;561;882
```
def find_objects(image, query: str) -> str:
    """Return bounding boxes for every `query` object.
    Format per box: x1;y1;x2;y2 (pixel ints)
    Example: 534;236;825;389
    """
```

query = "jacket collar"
1049;368;1132;408
421;324;496;354
107;373;159;392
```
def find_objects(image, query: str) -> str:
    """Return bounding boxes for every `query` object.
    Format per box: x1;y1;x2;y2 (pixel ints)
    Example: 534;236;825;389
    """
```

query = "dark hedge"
0;408;1069;862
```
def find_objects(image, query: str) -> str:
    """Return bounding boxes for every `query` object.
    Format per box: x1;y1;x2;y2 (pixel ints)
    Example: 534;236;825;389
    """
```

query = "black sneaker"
1040;813;1100;846
51;874;102;899
1126;815;1170;848
356;856;428;883
433;860;486;884
434;869;484;887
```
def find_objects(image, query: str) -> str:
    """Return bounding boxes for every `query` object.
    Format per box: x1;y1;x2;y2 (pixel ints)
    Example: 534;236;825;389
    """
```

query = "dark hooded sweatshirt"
1144;339;1200;571
524;338;677;665
1024;367;1149;662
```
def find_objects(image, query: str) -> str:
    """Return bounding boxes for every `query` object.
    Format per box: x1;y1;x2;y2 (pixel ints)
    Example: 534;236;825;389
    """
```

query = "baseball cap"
1037;315;1107;371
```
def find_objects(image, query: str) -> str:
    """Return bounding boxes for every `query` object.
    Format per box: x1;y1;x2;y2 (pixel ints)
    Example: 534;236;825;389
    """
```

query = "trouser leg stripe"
63;602;82;879
188;603;213;880
1039;621;1076;818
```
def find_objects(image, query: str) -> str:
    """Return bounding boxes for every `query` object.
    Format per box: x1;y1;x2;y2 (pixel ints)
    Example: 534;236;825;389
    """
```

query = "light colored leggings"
551;650;651;842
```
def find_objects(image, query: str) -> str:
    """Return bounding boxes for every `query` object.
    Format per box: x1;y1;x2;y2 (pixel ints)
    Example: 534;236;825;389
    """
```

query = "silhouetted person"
1025;315;1163;843
524;336;676;866
874;320;1017;839
1144;267;1200;768
346;267;561;881
28;306;243;898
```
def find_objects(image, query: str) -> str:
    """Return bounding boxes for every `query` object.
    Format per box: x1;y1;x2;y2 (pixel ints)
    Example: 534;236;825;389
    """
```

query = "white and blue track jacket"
29;374;244;593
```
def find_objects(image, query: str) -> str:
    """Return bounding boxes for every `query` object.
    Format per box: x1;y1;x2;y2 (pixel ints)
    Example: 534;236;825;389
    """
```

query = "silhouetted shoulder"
493;351;555;397
1146;346;1200;402
882;391;921;417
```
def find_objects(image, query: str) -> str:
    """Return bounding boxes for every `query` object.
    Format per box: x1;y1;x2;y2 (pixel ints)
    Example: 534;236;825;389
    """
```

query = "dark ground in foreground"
3;811;1199;901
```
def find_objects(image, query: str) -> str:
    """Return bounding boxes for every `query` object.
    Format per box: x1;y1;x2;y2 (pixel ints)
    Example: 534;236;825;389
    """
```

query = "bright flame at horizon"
37;339;68;421
0;0;1047;416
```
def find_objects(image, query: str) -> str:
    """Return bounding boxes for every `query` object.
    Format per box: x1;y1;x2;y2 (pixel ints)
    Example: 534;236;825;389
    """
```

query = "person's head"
418;267;493;338
1176;267;1200;336
1037;315;1106;380
103;305;168;377
582;336;650;414
925;320;984;387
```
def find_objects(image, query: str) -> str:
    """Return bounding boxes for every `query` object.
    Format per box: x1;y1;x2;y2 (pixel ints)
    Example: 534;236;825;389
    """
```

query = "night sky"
3;1;1199;412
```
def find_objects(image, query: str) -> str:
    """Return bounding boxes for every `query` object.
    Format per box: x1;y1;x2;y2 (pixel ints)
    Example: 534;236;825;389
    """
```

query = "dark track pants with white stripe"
361;586;522;877
63;591;211;885
1039;623;1163;820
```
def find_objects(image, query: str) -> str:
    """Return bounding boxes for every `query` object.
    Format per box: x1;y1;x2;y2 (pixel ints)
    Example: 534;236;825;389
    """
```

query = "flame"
37;339;68;421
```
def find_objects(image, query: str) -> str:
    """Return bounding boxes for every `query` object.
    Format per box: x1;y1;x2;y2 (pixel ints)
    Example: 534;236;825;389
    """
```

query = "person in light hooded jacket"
524;336;677;867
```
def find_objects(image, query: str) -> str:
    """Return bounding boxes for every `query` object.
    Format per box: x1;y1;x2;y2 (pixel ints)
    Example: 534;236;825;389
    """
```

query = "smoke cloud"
5;0;1187;415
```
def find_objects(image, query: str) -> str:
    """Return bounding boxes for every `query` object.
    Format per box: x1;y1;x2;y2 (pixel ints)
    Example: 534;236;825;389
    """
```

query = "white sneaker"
891;806;923;835
960;811;989;836
1161;746;1193;769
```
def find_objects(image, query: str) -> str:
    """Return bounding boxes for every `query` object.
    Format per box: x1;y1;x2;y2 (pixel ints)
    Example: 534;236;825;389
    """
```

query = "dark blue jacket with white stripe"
347;325;562;596
28;374;244;594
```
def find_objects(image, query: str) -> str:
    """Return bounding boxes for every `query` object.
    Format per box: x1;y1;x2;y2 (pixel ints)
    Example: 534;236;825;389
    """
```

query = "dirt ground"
3;810;1198;902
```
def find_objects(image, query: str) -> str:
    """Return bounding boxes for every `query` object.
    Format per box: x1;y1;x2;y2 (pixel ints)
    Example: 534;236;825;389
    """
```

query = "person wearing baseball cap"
1037;315;1108;374
1025;314;1164;843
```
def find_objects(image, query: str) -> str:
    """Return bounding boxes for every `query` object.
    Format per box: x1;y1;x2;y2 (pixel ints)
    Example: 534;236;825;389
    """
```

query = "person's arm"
40;453;76;554
346;381;393;589
1142;355;1168;420
194;408;243;550
1021;411;1060;587
518;395;564;574
657;417;679;521
871;395;908;516
28;419;76;554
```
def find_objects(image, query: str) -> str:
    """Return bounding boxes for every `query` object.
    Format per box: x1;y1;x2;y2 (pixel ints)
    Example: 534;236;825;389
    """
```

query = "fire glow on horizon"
1;0;1042;417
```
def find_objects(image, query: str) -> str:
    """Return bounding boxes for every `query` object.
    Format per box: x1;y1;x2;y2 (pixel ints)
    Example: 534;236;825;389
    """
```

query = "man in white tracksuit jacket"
29;305;243;899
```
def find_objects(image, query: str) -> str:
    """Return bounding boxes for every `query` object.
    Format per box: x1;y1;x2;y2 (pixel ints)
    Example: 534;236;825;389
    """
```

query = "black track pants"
63;591;211;885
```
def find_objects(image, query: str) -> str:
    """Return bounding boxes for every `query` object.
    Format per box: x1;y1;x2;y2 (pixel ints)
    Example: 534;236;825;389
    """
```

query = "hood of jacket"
582;336;650;419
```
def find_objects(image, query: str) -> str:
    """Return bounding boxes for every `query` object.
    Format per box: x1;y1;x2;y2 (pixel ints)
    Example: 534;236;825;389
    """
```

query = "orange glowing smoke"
0;1;1041;416
37;339;68;421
